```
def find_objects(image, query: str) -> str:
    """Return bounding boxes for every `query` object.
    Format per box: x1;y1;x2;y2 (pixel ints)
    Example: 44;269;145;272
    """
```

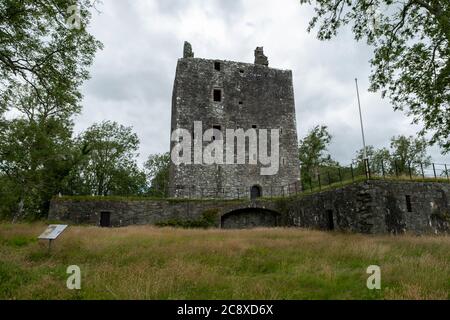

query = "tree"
298;125;337;185
353;135;431;176
65;121;146;196
0;0;102;219
390;135;431;174
144;153;170;197
0;118;78;220
0;0;103;117
354;145;391;175
300;0;450;152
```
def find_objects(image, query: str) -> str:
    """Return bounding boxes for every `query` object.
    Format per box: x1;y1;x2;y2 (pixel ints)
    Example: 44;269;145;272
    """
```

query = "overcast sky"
76;0;448;166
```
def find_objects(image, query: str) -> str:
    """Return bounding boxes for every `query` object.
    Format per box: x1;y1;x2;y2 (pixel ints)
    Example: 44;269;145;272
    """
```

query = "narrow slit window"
214;62;221;71
212;125;222;140
213;89;222;102
405;195;412;212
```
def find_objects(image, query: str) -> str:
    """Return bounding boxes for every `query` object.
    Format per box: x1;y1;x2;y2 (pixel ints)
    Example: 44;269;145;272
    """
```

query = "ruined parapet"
183;41;194;58
254;46;269;66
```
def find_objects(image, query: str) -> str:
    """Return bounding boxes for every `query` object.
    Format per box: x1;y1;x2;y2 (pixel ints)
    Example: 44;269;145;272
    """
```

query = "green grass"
53;175;450;204
53;194;246;204
0;223;448;300
2;235;37;247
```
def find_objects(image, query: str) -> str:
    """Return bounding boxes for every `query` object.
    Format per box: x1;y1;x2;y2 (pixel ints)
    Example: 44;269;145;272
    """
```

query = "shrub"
155;208;219;229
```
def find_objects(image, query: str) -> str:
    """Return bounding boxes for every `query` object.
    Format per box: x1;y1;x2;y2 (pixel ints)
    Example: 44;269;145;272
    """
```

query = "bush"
155;209;219;229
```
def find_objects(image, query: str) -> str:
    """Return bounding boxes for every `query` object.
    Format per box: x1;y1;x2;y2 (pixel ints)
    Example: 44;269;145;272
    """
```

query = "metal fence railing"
152;159;450;200
2;159;448;201
299;159;449;192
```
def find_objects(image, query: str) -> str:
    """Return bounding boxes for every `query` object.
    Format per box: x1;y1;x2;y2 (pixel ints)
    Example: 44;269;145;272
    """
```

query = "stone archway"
221;207;280;229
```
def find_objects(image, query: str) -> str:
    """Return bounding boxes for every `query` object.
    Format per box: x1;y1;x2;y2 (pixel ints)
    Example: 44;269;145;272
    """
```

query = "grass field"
0;223;449;300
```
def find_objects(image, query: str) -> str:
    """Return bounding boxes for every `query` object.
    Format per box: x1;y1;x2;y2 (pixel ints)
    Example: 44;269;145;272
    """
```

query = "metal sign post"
38;225;68;253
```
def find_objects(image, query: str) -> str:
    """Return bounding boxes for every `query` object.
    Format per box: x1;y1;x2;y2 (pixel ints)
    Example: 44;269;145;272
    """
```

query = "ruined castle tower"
169;42;300;199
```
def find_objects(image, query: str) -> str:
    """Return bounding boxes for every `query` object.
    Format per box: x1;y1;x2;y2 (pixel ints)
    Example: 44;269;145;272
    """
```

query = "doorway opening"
326;210;334;230
100;211;111;227
250;185;262;200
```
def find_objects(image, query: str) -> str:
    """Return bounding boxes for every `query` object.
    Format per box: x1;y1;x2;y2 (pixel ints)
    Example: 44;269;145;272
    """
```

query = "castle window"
214;62;221;71
212;125;222;140
252;125;257;129
239;69;244;74
239;101;243;105
213;89;222;102
405;195;412;212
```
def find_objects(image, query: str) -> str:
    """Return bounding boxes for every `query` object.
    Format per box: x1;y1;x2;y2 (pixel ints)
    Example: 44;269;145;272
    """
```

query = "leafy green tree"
299;0;450;152
354;145;391;175
65;121;147;196
0;1;102;219
0;0;102;117
0;174;18;219
353;135;431;177
390;135;431;175
0;118;78;220
298;125;337;186
144;152;170;197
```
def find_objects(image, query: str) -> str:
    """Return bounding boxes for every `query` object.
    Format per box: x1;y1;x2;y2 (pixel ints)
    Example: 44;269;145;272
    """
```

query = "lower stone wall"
285;180;450;235
48;180;450;234
374;180;450;234
48;198;283;228
285;182;376;233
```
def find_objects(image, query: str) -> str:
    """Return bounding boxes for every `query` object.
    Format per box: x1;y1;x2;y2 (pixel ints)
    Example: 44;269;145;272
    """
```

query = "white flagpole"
355;78;367;160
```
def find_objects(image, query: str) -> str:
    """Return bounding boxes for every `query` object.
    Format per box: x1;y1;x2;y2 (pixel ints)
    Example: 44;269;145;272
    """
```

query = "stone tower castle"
169;42;300;199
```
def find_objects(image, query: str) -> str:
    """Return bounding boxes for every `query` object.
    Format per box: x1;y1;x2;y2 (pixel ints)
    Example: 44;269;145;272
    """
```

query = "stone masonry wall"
169;53;300;199
48;198;283;228
286;180;450;235
48;181;450;234
285;182;377;233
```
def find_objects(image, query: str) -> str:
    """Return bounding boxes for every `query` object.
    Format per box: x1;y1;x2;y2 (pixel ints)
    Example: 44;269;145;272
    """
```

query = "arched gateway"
221;208;280;229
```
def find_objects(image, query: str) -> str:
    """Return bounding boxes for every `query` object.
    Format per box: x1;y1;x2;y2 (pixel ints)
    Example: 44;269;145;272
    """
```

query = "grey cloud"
77;0;448;167
155;0;244;24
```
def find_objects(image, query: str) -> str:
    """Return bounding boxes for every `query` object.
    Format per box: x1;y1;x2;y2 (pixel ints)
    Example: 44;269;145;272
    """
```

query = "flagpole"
355;78;367;160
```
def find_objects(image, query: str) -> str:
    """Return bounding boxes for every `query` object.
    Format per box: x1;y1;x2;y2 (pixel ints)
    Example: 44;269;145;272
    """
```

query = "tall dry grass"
0;223;448;300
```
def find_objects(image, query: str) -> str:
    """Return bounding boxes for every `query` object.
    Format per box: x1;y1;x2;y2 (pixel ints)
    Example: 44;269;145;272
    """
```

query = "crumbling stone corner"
183;41;194;58
254;46;269;66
